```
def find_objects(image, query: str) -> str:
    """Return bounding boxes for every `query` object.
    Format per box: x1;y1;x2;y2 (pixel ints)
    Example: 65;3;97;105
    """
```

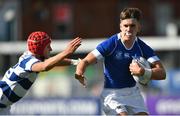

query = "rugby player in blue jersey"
0;31;81;114
75;7;166;115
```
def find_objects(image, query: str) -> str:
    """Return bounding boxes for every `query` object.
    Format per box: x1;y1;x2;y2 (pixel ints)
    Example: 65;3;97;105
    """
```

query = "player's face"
43;43;52;58
120;18;140;41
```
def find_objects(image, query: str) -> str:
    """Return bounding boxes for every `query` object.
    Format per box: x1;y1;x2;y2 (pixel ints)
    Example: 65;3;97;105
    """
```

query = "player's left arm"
150;60;166;80
139;40;166;80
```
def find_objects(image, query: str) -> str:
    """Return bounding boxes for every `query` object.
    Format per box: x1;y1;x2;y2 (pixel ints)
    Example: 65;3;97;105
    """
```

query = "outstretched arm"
75;52;97;87
31;37;81;72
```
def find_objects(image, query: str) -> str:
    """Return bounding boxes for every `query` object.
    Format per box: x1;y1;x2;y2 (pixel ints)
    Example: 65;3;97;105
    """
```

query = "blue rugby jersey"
92;33;160;89
0;51;40;108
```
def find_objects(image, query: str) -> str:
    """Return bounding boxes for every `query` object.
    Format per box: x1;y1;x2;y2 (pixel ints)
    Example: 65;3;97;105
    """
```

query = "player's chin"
124;36;134;41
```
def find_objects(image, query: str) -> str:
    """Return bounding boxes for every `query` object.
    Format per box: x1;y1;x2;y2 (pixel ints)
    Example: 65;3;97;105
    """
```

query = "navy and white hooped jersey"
92;33;160;89
0;51;40;108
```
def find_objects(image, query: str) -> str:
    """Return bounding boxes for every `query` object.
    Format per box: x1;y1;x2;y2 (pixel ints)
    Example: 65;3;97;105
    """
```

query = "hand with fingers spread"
63;37;82;56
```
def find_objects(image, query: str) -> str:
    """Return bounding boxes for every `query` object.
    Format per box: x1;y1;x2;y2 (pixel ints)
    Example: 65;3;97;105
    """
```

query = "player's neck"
121;37;136;49
33;54;45;61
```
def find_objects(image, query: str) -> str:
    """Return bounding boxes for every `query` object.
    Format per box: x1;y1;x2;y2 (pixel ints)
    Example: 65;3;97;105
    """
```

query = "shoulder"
96;34;118;50
136;37;152;48
101;33;119;45
109;33;119;41
19;51;41;64
136;37;146;44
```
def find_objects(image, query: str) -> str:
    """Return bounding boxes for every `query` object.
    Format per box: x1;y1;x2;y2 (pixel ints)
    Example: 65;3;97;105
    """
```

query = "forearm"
44;51;69;70
76;59;89;75
76;52;97;75
74;52;98;87
55;58;80;66
56;58;72;66
151;68;166;80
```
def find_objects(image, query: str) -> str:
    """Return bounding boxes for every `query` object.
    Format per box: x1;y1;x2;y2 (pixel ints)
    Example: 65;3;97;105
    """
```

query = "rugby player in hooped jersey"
75;8;166;115
0;31;81;114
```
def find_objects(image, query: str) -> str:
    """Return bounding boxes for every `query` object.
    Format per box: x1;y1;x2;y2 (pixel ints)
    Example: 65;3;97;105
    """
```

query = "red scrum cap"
27;31;51;56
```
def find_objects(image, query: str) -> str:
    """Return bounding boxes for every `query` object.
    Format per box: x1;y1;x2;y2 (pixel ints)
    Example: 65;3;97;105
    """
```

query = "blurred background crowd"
0;0;180;115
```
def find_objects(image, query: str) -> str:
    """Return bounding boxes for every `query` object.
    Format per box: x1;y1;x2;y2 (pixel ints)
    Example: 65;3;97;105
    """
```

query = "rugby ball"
132;57;151;85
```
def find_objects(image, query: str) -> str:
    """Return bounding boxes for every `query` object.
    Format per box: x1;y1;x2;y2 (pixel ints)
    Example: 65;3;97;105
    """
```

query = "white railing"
0;36;179;54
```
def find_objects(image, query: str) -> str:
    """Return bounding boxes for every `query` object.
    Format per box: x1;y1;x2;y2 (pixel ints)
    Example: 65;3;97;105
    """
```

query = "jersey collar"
117;33;137;50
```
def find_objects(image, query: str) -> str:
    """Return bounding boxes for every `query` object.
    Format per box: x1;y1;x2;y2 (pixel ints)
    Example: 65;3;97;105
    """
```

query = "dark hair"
120;8;142;21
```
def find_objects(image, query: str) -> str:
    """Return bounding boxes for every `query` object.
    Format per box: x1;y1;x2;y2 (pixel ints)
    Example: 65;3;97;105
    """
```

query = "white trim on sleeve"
91;49;104;60
147;56;160;63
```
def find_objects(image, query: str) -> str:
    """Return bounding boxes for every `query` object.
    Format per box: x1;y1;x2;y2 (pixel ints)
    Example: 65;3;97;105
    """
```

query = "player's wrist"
82;59;89;65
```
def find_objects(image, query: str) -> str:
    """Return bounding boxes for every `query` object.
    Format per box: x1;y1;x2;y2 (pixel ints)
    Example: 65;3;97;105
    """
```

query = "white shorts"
101;85;148;115
0;106;10;115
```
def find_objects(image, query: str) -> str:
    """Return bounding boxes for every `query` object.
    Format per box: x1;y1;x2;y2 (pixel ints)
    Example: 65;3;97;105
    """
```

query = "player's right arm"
75;52;97;87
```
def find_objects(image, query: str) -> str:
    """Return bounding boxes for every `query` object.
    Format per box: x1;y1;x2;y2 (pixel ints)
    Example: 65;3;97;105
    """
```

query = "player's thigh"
0;106;11;115
101;88;135;115
126;88;148;114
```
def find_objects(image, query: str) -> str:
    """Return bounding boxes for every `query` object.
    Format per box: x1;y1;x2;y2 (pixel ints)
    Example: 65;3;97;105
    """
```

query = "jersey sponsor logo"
124;53;130;58
115;51;123;60
115;51;131;60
